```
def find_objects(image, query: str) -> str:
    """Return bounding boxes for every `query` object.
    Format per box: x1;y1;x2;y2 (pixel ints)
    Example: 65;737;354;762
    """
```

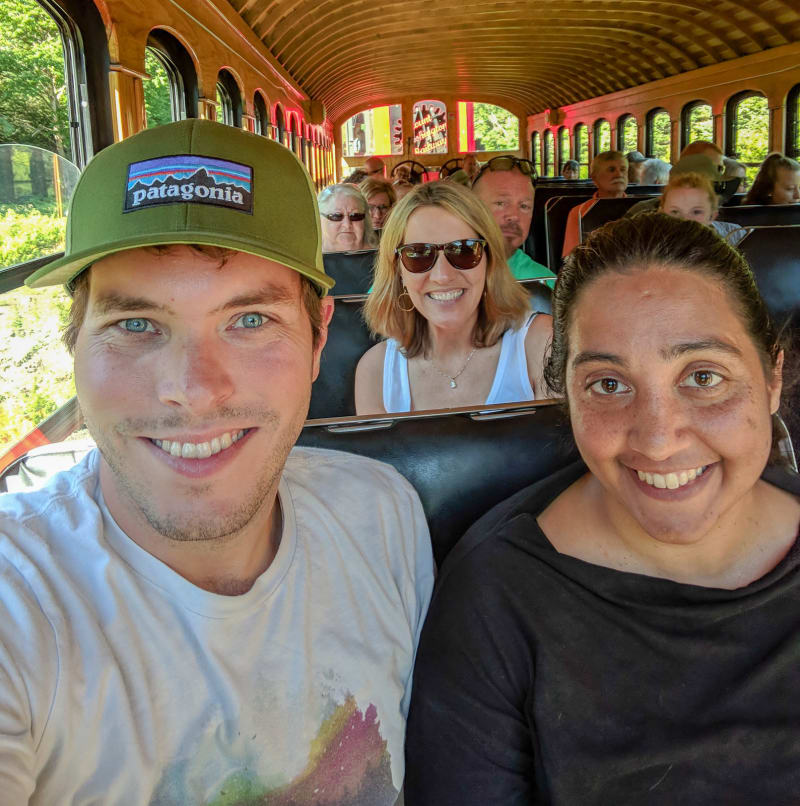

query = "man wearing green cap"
0;120;433;804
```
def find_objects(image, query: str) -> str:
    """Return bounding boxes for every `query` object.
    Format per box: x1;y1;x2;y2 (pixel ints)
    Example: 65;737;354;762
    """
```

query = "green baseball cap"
26;119;334;294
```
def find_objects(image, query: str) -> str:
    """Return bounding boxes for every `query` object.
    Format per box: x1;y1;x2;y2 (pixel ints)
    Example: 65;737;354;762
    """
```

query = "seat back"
528;185;592;265
322;250;377;296
308;297;377;420
579;196;658;241
298;402;579;566
544;195;590;270
718;204;800;228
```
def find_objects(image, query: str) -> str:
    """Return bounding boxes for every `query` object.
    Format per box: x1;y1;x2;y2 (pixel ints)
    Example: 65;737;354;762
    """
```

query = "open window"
617;114;638;154
215;69;242;128
531;131;541;176
593;119;611;154
681;100;713;149
458;102;518;152
558;127;570;173
543;130;555;176
145;29;198;125
646;108;671;162
787;84;800;160
574;124;589;178
341;105;402;157
253;91;270;137
726;91;769;187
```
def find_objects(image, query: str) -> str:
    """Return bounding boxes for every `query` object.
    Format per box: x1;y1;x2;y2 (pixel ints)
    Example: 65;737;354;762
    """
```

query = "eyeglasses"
474;156;538;184
369;204;391;214
321;211;366;222
395;239;487;273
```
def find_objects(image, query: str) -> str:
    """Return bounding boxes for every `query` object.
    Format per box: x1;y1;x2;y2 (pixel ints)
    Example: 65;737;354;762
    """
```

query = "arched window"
274;104;286;146
558;127;570;173
215;69;242;127
543;130;555;176
143;49;174;128
341;105;403;157
459;102;518;152
646;108;671;162
253;92;270;137
146;29;198;122
531;131;541;176
681;101;713;149
726;91;769;186
787;84;800;160
593;119;611;154
617;114;638;154
413;100;447;155
574;124;589;178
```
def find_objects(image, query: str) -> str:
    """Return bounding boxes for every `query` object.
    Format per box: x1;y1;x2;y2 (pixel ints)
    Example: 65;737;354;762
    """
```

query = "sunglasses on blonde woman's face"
322;211;366;222
395;239;487;273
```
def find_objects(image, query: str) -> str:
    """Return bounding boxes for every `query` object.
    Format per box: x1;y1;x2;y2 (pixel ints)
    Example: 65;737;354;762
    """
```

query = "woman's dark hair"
744;153;800;205
544;212;784;398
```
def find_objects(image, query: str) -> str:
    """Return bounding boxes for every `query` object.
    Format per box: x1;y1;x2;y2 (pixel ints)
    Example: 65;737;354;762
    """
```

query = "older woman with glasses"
354;182;553;414
359;176;397;233
317;184;377;253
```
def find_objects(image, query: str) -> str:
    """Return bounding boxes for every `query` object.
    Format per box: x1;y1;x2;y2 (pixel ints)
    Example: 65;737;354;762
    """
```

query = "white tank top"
382;314;537;413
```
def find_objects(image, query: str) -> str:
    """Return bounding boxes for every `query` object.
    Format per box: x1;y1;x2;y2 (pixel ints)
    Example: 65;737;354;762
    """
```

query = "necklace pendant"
449;379;457;389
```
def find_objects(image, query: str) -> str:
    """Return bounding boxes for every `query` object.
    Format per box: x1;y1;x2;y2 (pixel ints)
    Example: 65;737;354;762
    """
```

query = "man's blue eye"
122;318;150;332
235;313;265;328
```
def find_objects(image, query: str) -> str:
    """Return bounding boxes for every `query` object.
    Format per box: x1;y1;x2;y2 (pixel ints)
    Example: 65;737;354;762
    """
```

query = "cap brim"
26;231;334;295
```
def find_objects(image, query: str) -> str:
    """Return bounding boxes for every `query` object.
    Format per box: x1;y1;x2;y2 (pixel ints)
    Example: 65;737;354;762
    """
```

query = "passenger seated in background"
722;155;747;186
562;150;628;256
639;157;671;185
625;150;647;183
744;153;800;205
659;172;747;245
681;138;725;173
444;168;471;187
318;183;376;252
0;120;434;804
406;212;800;805
359;176;396;234
471;156;556;285
561;159;580;180
342;168;367;184
355;182;553;414
626;152;728;218
461;153;480;182
393;178;414;200
363;155;386;177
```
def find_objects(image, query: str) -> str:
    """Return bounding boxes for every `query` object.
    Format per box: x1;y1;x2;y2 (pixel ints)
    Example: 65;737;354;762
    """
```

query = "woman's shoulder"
356;338;389;370
354;340;390;415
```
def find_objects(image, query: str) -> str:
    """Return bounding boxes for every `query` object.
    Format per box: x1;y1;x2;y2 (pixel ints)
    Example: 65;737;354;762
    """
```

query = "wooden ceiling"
226;0;800;121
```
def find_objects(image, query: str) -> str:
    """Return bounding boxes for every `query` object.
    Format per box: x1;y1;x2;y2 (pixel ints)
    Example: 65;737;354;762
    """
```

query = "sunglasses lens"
444;239;485;269
325;213;344;222
398;243;436;273
349;213;366;221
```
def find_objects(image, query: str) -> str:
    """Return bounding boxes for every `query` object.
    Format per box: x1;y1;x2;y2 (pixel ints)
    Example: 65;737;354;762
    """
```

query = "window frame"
543;129;555;176
558;126;570;174
215;69;242;128
573;123;589;178
253;91;270;137
681;99;714;151
645;107;671;162
617;114;638;154
531;131;541;176
146;29;198;121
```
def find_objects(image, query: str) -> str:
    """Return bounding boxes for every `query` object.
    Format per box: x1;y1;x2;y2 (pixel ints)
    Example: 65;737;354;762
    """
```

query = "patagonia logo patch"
124;155;253;213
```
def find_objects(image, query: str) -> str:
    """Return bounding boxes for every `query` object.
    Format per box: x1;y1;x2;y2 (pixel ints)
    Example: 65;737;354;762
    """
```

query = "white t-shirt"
0;447;434;805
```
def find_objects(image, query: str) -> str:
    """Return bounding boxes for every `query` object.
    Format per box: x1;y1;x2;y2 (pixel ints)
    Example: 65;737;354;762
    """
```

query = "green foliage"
0;206;65;268
144;49;174;129
650;112;671;162
575;125;589;178
532;133;541;173
733;95;769;186
0;0;71;158
596;121;611;153
621;117;638;153
559;127;570;168
544;131;555;176
472;103;519;152
0;283;75;451
687;104;713;143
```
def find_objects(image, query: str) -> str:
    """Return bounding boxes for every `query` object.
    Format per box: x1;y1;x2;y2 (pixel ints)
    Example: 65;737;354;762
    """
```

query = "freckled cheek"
568;402;628;460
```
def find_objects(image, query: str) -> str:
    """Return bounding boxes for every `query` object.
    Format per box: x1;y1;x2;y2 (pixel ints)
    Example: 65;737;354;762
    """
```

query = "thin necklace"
431;347;477;389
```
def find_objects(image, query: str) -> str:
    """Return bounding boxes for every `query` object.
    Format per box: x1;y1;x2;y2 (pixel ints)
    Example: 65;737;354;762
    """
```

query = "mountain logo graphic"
124;155;253;214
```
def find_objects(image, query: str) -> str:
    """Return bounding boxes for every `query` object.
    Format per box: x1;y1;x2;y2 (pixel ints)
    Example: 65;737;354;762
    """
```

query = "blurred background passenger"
342;168;367;185
318;184;376;252
562;150;628;256
639;158;671;186
363;155;386;178
462;154;481;182
406;213;800;803
561;159;580;180
359;176;396;234
355;182;553;414
680;139;725;174
659;172;747;245
471;157;556;285
445;169;472;187
625;150;647;183
722;156;747;186
744;153;800;205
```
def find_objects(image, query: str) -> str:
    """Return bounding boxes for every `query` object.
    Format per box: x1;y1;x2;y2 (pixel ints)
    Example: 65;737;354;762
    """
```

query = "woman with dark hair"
406;212;800;804
744;153;800;205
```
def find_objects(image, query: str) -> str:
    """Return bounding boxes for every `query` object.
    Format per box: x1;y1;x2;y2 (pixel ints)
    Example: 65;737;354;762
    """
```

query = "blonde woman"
355;182;553;414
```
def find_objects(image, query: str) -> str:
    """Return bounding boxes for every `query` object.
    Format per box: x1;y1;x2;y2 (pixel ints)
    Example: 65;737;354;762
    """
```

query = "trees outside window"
646;108;671;162
618;115;638;153
558;127;570;173
574;124;589;177
594;119;611;154
544;130;555;176
531;131;541;176
682;101;713;148
727;92;769;186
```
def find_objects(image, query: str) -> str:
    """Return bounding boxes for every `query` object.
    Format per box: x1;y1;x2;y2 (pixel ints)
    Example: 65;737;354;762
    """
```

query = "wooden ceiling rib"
224;0;800;120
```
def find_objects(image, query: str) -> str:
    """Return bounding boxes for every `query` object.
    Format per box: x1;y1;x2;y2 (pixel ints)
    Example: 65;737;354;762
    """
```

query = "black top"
405;462;800;805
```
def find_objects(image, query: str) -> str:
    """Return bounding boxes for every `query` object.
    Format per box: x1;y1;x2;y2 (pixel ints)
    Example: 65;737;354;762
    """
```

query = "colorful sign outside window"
413;100;448;154
341;105;403;157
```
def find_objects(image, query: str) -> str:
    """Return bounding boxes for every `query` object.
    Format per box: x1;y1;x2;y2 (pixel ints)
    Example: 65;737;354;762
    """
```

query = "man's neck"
99;461;283;595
